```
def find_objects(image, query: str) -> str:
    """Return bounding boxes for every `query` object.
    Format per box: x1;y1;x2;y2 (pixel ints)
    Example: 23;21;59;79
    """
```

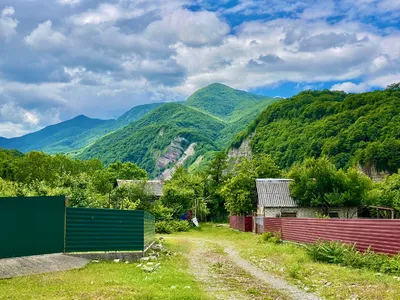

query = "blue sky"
0;0;399;137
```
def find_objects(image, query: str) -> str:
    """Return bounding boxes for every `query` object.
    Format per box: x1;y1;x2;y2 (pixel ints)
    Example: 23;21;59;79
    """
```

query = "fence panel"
65;208;152;252
143;211;155;250
230;216;252;232
280;218;400;255
0;196;65;259
263;218;282;233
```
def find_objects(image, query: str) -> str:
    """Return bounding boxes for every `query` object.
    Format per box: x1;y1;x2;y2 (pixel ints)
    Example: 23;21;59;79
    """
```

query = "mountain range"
0;83;277;178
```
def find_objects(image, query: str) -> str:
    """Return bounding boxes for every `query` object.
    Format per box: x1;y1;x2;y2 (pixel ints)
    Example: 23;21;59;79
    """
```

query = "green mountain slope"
78;103;226;176
185;83;271;122
78;83;278;176
0;103;164;154
231;87;400;173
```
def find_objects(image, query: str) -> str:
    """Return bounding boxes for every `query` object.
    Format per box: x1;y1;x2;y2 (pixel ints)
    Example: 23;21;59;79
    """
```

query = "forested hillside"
0;103;164;154
78;84;278;177
231;84;400;173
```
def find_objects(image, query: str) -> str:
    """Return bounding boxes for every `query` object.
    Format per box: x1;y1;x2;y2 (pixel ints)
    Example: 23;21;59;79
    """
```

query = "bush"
261;231;282;244
307;240;400;275
155;220;191;234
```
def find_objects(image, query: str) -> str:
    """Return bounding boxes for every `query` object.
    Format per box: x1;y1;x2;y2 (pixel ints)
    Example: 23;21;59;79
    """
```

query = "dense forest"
232;83;400;173
78;83;278;177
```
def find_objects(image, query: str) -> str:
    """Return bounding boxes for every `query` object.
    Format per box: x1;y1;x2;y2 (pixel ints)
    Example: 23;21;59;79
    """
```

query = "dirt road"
173;237;320;300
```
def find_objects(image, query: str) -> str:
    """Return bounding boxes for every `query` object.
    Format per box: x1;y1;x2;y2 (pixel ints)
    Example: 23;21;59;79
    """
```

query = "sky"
0;0;399;138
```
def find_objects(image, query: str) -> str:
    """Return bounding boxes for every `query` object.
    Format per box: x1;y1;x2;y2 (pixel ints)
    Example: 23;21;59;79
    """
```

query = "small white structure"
256;179;357;219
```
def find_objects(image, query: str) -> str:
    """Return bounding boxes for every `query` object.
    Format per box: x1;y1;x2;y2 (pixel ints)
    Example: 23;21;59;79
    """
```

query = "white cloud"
58;0;81;6
144;9;229;47
331;82;369;93
0;6;18;39
25;20;67;50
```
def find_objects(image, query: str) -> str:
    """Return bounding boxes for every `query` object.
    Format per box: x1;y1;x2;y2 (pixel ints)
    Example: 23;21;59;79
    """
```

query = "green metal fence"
65;207;155;252
0;196;66;259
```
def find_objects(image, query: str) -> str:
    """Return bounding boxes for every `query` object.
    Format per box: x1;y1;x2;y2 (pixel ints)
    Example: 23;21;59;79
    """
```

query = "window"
281;212;297;218
328;211;339;218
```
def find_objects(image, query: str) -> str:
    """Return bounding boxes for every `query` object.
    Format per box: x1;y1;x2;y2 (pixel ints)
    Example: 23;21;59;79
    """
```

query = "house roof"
116;180;164;197
256;179;298;208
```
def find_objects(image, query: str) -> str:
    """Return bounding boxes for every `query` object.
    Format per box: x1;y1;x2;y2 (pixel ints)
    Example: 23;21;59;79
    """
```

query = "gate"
255;216;264;234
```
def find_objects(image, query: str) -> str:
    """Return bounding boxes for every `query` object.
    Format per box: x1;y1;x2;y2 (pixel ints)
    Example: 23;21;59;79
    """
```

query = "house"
116;180;164;198
256;179;358;219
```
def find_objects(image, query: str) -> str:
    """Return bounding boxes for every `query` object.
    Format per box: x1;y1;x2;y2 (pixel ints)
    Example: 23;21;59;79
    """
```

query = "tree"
221;154;281;216
107;161;147;181
288;157;372;214
161;167;208;220
204;152;228;221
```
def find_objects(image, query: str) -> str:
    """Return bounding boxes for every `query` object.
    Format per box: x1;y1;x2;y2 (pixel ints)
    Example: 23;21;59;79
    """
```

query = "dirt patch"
185;238;289;300
0;253;89;279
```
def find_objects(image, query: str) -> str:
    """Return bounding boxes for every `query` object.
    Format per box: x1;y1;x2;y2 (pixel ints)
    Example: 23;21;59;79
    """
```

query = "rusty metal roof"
256;179;297;208
116;180;164;197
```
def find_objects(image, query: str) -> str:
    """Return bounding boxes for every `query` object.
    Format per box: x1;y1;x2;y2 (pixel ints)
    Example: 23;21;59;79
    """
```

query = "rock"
91;260;100;263
113;259;120;263
146;262;155;266
142;266;154;272
155;263;161;269
125;261;129;264
136;264;143;268
149;256;158;262
304;287;310;292
140;257;150;262
152;244;164;251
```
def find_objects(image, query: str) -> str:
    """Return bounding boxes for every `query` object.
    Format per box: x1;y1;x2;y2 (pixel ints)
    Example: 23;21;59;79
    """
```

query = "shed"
256;179;357;219
116;180;164;198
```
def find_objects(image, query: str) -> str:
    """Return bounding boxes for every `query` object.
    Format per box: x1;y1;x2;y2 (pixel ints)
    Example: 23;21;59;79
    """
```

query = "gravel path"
0;253;89;279
175;236;320;300
225;247;320;300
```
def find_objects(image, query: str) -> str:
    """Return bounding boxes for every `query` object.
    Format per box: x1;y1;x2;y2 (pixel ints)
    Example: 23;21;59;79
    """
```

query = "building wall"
262;206;358;219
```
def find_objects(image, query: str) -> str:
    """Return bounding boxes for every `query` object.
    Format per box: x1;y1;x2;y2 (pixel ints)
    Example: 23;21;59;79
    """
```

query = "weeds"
307;240;400;275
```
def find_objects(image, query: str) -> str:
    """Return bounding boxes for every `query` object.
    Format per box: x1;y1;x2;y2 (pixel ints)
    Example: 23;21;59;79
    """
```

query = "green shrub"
155;220;190;234
307;240;400;275
261;231;282;244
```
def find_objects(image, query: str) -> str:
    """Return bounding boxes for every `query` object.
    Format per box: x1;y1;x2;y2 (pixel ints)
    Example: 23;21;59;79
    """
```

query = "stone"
91;260;100;263
113;259;120;263
142;266;154;272
140;257;150;262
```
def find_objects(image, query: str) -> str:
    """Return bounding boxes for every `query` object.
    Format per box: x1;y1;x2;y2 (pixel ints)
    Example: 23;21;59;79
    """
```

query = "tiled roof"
256;179;298;208
116;180;164;196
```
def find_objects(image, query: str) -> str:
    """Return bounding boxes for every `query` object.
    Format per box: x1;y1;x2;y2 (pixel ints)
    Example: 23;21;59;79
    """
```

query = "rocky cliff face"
155;136;197;180
358;164;389;182
227;134;253;161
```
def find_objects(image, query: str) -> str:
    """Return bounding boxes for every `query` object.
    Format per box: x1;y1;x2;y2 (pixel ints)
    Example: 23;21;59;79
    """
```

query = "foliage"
232;87;400;173
307;240;400;275
155;220;191;234
221;154;281;216
204;152;229;221
161;167;209;220
0;148;147;209
288;157;372;212
366;173;400;214
78;84;278;176
261;231;282;244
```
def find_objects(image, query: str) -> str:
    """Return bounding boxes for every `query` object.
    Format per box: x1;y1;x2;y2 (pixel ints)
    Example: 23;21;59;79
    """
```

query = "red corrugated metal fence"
230;216;253;232
263;218;400;255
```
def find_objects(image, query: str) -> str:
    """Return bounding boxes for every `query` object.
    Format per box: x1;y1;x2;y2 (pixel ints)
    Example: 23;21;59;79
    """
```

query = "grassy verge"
0;240;207;300
170;224;400;300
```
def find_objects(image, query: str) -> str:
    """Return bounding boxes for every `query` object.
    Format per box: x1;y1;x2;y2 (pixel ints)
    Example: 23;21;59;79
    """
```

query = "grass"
171;224;400;300
0;240;207;300
2;224;400;300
